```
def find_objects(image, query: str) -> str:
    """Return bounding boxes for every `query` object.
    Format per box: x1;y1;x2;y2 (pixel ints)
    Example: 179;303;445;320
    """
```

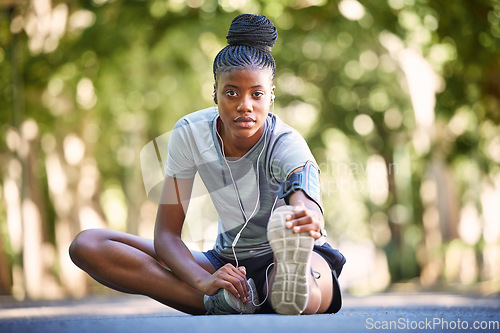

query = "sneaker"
267;205;314;315
204;278;260;315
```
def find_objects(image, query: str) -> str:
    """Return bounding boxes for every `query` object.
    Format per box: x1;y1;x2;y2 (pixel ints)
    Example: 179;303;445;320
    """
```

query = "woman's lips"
234;116;256;128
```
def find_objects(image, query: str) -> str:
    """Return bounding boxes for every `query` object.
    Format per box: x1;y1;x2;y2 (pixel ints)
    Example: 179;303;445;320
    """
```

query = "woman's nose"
237;95;253;112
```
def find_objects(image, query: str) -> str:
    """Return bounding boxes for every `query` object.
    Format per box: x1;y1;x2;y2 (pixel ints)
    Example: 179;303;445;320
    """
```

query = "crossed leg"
70;229;333;315
69;229;216;315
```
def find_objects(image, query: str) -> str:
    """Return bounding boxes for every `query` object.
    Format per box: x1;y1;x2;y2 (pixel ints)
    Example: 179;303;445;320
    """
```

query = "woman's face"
215;68;274;143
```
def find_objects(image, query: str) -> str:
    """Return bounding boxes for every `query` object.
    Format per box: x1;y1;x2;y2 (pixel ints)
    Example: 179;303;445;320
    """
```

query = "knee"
69;229;104;268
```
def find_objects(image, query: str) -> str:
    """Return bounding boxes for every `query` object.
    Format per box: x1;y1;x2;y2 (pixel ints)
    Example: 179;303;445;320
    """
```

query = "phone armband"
278;161;323;214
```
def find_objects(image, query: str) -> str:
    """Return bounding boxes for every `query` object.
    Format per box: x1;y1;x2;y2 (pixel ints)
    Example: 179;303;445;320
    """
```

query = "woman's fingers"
286;210;318;227
284;201;322;239
213;264;250;302
289;221;322;240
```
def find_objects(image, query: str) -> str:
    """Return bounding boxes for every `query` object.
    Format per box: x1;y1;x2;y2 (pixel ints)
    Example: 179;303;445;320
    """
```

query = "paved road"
0;293;499;333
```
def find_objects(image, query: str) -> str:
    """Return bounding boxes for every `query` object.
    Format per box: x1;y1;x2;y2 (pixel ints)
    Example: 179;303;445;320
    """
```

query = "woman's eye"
225;90;237;97
253;91;264;98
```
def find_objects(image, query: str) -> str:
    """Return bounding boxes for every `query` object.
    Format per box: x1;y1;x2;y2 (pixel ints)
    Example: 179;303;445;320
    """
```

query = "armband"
278;161;324;214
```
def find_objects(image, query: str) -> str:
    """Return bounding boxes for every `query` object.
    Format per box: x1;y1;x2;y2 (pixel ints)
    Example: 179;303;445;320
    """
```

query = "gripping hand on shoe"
285;196;324;241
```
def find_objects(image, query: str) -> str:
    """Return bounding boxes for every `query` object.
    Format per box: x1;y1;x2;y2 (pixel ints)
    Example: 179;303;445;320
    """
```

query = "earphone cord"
216;122;268;268
247;195;278;307
249;262;274;307
216;114;278;307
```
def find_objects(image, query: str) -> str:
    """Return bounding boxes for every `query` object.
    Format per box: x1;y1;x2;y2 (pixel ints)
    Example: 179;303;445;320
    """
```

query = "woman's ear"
270;85;275;104
213;84;218;104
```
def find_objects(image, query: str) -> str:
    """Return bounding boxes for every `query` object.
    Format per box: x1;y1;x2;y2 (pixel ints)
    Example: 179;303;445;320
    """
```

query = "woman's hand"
200;264;250;302
285;200;323;240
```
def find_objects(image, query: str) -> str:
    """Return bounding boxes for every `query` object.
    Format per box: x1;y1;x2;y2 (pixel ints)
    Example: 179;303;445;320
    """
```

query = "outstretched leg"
303;252;333;313
267;206;334;315
69;228;216;314
266;247;333;314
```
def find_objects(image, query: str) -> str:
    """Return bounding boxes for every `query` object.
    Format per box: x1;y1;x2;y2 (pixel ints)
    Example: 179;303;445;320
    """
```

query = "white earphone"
215;112;279;307
216;123;267;267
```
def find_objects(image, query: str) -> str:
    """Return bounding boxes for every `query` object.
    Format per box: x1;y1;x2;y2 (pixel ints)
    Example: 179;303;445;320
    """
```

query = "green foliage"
1;0;499;296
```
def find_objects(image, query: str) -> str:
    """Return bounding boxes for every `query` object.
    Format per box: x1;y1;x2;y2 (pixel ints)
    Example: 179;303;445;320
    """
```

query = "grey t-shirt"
166;107;317;260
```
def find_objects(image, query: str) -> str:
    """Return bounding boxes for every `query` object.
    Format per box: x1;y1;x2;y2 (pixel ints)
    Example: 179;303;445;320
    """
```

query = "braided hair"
213;14;278;82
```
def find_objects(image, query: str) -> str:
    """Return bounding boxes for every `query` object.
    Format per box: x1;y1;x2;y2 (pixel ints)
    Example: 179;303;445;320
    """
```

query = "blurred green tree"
0;0;498;298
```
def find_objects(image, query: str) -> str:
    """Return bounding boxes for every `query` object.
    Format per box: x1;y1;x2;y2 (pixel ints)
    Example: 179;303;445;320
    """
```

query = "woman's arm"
154;176;208;288
154;175;249;300
284;167;324;240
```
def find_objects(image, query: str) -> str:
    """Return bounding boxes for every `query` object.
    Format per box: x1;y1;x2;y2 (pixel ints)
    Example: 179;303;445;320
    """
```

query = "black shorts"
204;242;346;314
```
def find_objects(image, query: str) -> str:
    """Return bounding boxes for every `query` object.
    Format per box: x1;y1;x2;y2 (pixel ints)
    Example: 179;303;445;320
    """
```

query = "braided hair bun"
213;14;278;80
226;14;278;52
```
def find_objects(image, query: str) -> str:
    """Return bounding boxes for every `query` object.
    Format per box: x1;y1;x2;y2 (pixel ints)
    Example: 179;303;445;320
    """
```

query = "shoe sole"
267;205;314;315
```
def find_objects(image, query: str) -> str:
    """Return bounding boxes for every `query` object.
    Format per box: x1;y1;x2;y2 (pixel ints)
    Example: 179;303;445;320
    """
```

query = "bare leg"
303;252;333;314
69;229;216;315
266;252;333;314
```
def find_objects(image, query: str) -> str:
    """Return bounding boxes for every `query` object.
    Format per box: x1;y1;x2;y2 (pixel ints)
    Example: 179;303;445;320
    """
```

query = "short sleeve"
269;128;317;183
165;120;197;179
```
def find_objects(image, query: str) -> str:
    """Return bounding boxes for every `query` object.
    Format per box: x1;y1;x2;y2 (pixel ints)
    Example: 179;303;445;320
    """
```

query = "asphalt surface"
0;293;499;333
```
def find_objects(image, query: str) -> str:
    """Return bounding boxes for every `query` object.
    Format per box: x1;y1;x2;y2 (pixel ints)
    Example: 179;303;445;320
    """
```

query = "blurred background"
0;0;499;301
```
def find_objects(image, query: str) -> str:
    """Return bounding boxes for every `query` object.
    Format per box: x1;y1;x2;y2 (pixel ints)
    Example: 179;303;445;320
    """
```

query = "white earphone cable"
216;121;268;268
249;262;274;307
216;112;278;307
